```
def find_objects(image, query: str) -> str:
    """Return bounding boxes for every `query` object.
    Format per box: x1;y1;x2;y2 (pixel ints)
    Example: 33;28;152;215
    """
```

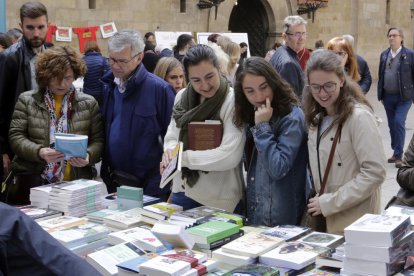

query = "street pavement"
365;82;413;210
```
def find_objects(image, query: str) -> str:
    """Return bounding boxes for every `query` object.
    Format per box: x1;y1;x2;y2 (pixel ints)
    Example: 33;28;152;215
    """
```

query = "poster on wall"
100;22;117;38
155;31;193;50
55;27;72;42
196;32;251;57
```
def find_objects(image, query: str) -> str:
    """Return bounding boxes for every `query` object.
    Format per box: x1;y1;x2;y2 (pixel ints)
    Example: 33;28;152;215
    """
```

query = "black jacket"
0;39;52;157
357;54;372;93
269;45;305;98
0;202;100;276
377;46;414;101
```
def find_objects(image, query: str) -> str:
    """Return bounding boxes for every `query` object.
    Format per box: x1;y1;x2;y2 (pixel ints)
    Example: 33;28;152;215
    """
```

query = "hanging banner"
73;26;99;53
55;27;72;42
100;22;117;39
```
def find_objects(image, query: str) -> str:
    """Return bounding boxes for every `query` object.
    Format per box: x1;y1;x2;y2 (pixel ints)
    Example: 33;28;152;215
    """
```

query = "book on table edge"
297;231;344;249
262;224;311;241
18;205;63;221
188;120;223;151
50;222;110;248
107;226;166;252
151;222;195;249
222;263;280;276
194;230;244;250
138;255;192;276
343;213;411;247
211;247;256;267
54;133;88;159
160;142;183;188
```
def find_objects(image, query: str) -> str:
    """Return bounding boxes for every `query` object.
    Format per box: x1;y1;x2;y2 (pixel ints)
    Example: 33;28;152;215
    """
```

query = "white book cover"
50;222;110;247
344;213;411;246
384;205;414;225
160;142;183;189
343;255;406;276
108;226;165;252
297;231;344;249
104;208;143;229
343;231;413;262
37;216;86;230
151;222;195;249
259;241;331;270
86;242;147;276
211;247;256;267
139;255;191;276
262;224;311;241
221;232;284;257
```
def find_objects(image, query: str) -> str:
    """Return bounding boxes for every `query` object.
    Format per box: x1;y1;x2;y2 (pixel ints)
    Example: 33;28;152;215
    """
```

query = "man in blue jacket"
378;27;414;168
100;29;175;200
0;202;100;275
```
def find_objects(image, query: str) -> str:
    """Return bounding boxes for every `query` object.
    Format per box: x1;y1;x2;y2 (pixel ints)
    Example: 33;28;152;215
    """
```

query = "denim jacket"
246;106;308;226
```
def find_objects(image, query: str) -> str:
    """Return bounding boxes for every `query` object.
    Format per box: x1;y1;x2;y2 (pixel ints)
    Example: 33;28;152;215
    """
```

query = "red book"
188;120;223;151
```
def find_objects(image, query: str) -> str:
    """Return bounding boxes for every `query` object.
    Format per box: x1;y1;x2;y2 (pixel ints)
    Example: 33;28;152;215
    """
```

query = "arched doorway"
229;0;272;57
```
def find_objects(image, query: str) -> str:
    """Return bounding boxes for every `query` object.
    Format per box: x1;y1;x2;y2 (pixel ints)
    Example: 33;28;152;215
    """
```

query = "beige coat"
308;104;386;234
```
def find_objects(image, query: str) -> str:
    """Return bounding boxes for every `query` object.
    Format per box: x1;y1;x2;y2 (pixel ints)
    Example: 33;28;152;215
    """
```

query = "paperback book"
222;263;280;276
160;142;183;188
116;252;159;276
108;226;165;252
18;205;63;221
138;255;192;276
195;230;244;250
212;247;256;267
185;220;240;245
54;133;88;159
103;207;145;230
259;241;331;270
37;215;86;232
151;222;195;249
262;224;311;241
343;255;406;276
169;205;226;224
344;213;411;247
384;205;414;226
221;232;284;257
297;231;344;249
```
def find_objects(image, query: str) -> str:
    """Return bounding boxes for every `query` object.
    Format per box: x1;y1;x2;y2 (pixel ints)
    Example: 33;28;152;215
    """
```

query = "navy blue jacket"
269;45;305;98
378;46;414;101
83;52;110;96
100;64;175;196
357;54;372;93
0;202;100;276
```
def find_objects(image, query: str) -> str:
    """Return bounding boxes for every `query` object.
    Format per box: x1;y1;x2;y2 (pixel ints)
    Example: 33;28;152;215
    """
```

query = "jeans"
383;93;412;159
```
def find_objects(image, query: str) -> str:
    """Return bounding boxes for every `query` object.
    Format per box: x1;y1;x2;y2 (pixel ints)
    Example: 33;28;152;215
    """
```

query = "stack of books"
223;263;280;275
342;213;412;275
151;222;195;249
186;221;240;249
262;224;312;241
117;185;143;210
168;206;226;228
86;208;122;224
18;205;63;221
29;183;56;208
48;179;105;217
108;226;166;252
103;207;147;231
37;215;87;232
137;202;183;225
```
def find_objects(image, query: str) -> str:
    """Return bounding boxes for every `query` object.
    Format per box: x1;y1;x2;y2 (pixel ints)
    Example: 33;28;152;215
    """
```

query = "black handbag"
1;171;44;205
109;170;143;188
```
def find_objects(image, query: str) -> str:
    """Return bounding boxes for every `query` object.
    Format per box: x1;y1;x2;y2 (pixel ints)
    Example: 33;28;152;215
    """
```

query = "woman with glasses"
8;46;104;205
233;57;308;226
303;50;386;234
161;44;245;213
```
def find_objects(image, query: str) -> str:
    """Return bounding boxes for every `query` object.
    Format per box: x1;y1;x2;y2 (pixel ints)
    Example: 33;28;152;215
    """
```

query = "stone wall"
6;0;414;79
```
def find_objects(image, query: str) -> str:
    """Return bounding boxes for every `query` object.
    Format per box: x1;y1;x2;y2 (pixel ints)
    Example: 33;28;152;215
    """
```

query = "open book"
160;142;183;188
55;133;88;159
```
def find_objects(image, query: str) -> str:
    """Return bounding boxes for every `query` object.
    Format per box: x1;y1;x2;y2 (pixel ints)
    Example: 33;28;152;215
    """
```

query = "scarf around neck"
172;74;229;187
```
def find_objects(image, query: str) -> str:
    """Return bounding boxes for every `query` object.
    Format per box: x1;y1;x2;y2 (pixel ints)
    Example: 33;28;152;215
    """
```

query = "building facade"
5;0;414;79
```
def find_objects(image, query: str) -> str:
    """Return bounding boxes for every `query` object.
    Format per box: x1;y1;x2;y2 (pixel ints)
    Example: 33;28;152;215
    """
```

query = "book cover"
182;259;218;276
185;220;240;245
86;242;147;276
315;256;343;269
212;248;256;267
103;207;144;230
221;232;284;257
195;230;244;250
18;205;63;221
188;120;223;150
138;255;192;276
37;216;86;231
344;213;411;247
108;226;165;252
262;224;311;241
297;232;344;249
170;206;226;224
50;222;110;248
54;133;88;159
160;142;183;188
86;208;121;223
142;202;183;218
116;252;159;275
151;222;195;249
222;263;280;276
117;186;143;210
343;255;406;276
259;241;331;270
197;211;246;227
300;267;340;276
384;205;414;226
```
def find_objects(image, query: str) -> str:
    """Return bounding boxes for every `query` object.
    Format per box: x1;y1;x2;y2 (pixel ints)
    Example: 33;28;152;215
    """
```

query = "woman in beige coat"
303;50;386;234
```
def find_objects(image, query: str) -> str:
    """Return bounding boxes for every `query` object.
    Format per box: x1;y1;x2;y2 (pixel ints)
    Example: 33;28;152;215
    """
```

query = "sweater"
164;88;245;212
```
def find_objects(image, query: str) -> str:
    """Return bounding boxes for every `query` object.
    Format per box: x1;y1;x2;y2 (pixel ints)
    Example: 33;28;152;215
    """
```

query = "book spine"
390;218;410;244
209;230;244;249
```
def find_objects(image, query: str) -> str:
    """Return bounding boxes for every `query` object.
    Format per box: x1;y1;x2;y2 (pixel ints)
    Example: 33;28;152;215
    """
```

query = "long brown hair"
327;37;361;82
303;50;372;129
233;56;300;128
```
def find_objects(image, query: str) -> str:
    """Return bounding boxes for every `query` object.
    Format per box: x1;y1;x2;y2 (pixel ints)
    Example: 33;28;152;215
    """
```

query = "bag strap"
320;124;342;195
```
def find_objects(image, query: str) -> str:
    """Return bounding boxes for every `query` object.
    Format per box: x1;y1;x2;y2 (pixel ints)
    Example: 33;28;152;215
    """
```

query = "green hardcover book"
185;221;240;245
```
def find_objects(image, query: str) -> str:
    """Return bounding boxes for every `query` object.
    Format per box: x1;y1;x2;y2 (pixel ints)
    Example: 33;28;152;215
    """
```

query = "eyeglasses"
285;32;307;39
108;54;139;65
332;51;347;57
309;82;337;94
387;34;400;38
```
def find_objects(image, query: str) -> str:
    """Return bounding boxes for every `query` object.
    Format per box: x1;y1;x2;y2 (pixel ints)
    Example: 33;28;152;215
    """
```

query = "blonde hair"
223;41;240;71
153;57;186;87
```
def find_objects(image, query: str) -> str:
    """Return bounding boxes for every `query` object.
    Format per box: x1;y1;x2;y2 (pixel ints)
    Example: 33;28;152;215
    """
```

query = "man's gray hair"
108;29;145;56
283;16;307;33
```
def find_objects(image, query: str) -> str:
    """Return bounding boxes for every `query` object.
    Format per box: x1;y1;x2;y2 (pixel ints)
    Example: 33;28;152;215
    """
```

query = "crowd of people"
0;1;413;274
